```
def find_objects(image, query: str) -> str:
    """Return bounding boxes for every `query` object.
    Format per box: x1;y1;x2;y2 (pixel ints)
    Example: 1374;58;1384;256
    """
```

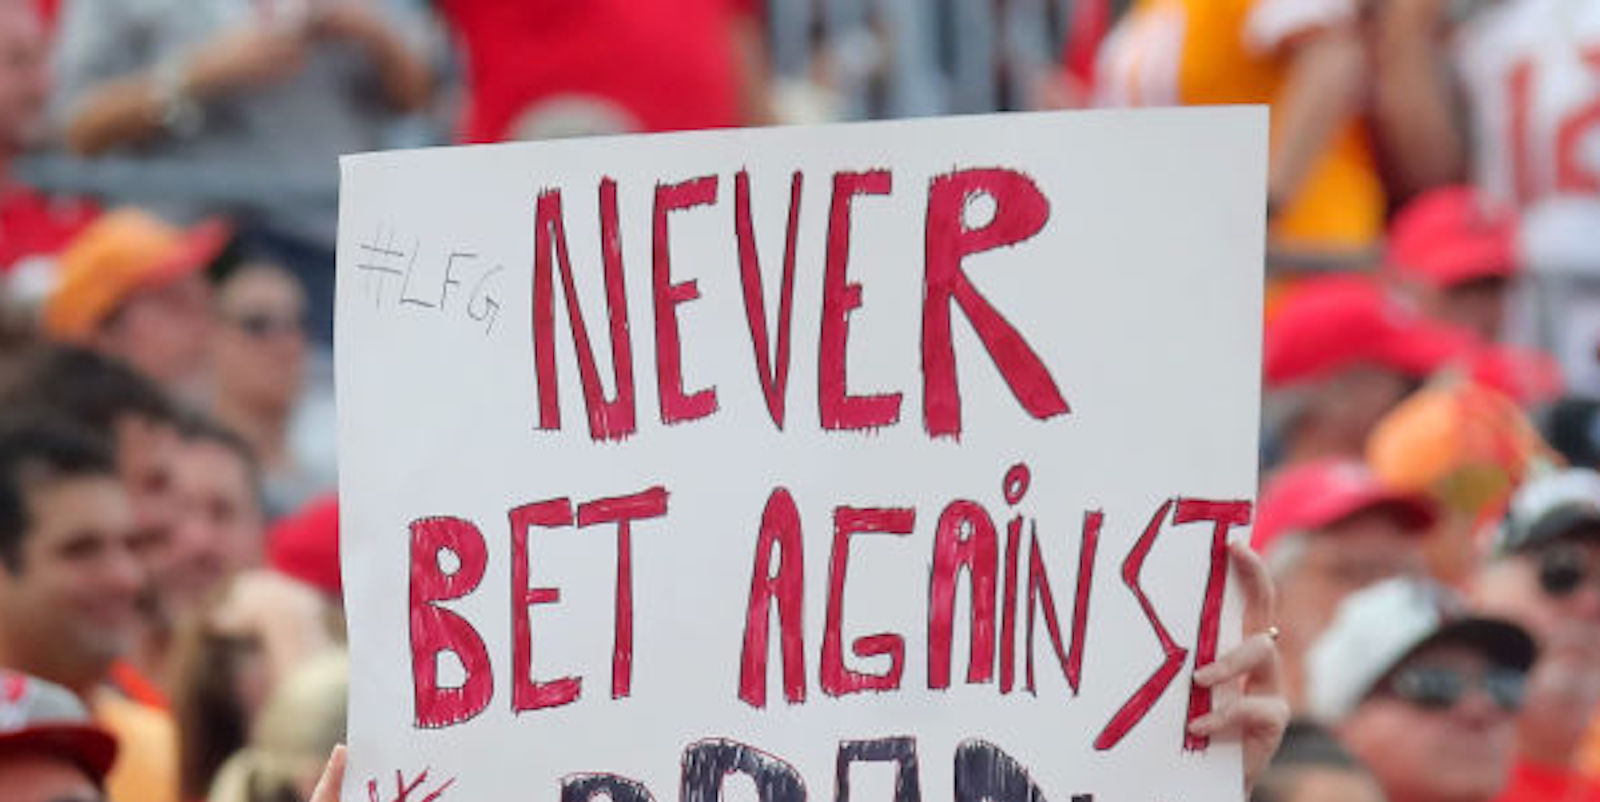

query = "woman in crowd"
208;259;334;520
211;650;349;802
170;570;343;802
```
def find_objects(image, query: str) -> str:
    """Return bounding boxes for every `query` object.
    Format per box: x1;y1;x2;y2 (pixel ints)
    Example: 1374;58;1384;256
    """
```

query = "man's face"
0;476;142;686
0;1;46;153
0;753;101;802
95;274;213;389
1475;532;1600;763
166;439;264;611
1434;276;1510;343
113;415;180;571
1341;644;1522;802
1279;507;1426;654
1478;533;1600;650
1312;366;1416;449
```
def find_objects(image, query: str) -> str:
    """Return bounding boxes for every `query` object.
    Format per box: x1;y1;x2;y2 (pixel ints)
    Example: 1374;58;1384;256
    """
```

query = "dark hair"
0;413;117;571
0;346;177;438
174;409;262;495
201;233;253;286
170;583;251;801
1543;397;1600;471
209;248;297;290
1250;720;1369;802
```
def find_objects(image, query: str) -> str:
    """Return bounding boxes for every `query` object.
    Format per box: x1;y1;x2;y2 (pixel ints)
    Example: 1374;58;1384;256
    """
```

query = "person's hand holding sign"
335;108;1274;802
308;544;1290;802
310;745;346;802
1189;542;1291;791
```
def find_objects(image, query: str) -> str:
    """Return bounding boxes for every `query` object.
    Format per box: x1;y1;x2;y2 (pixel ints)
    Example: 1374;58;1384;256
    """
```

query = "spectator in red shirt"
0;0;95;276
1263;276;1474;468
1387;186;1520;344
435;0;770;143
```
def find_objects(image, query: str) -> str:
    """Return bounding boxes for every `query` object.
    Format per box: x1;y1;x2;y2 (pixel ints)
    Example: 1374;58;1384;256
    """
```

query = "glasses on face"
225;311;305;340
1378;664;1526;713
1534;539;1600;598
1538;545;1592;597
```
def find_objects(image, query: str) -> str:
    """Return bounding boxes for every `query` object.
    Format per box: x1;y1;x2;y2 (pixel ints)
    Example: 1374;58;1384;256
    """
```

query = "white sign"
336;108;1267;802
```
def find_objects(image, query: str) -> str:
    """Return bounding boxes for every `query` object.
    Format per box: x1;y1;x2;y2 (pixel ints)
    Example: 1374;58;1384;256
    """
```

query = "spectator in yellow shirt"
1095;0;1380;273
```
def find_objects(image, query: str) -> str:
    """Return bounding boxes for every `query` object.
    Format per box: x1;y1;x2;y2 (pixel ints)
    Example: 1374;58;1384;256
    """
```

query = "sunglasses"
1378;664;1526;713
1538;545;1593;597
226;311;305;339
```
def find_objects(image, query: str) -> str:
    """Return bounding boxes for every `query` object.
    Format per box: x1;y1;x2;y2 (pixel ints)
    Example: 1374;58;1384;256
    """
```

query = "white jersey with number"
1458;1;1600;397
1455;0;1600;209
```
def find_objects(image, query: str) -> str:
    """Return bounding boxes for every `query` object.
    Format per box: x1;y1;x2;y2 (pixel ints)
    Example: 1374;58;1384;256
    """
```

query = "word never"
531;167;1069;441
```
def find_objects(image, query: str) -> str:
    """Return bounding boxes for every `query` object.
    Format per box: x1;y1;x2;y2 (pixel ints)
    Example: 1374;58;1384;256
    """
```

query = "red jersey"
0;179;96;272
1497;759;1600;802
437;0;748;143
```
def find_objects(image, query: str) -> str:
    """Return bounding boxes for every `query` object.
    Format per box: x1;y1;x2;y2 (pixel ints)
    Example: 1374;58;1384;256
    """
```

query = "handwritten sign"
336;108;1267;802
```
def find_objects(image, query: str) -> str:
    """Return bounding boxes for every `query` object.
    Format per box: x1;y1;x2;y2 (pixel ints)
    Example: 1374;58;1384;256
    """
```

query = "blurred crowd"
0;1;1599;802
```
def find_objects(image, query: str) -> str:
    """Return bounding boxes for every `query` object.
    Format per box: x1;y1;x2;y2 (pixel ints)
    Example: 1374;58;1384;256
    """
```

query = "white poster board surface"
336;107;1266;802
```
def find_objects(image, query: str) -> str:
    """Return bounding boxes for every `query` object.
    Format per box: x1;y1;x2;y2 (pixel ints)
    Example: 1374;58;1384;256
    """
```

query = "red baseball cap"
1470;343;1565;404
267;493;341;599
1387;186;1517;289
1253;459;1437;553
1264;276;1476;388
0;670;118;786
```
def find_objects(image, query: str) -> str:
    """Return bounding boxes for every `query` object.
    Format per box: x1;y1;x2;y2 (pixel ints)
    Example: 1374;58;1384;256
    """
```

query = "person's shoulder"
94;687;180;802
91;684;176;732
1240;0;1354;57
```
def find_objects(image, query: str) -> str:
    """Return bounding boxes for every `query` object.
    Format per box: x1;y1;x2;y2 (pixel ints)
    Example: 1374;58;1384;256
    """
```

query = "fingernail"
1193;666;1220;685
1188;715;1215;735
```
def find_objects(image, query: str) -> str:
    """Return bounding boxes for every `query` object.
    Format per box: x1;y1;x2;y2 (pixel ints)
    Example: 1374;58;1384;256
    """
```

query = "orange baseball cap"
43;208;230;341
1368;380;1554;510
1367;380;1559;586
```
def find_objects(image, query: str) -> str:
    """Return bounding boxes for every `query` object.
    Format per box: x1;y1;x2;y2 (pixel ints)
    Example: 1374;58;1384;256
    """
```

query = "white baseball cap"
1495;468;1600;554
1306;577;1536;722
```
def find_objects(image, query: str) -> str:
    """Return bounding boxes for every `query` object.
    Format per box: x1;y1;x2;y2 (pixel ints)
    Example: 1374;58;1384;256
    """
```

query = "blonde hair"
208;650;348;802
